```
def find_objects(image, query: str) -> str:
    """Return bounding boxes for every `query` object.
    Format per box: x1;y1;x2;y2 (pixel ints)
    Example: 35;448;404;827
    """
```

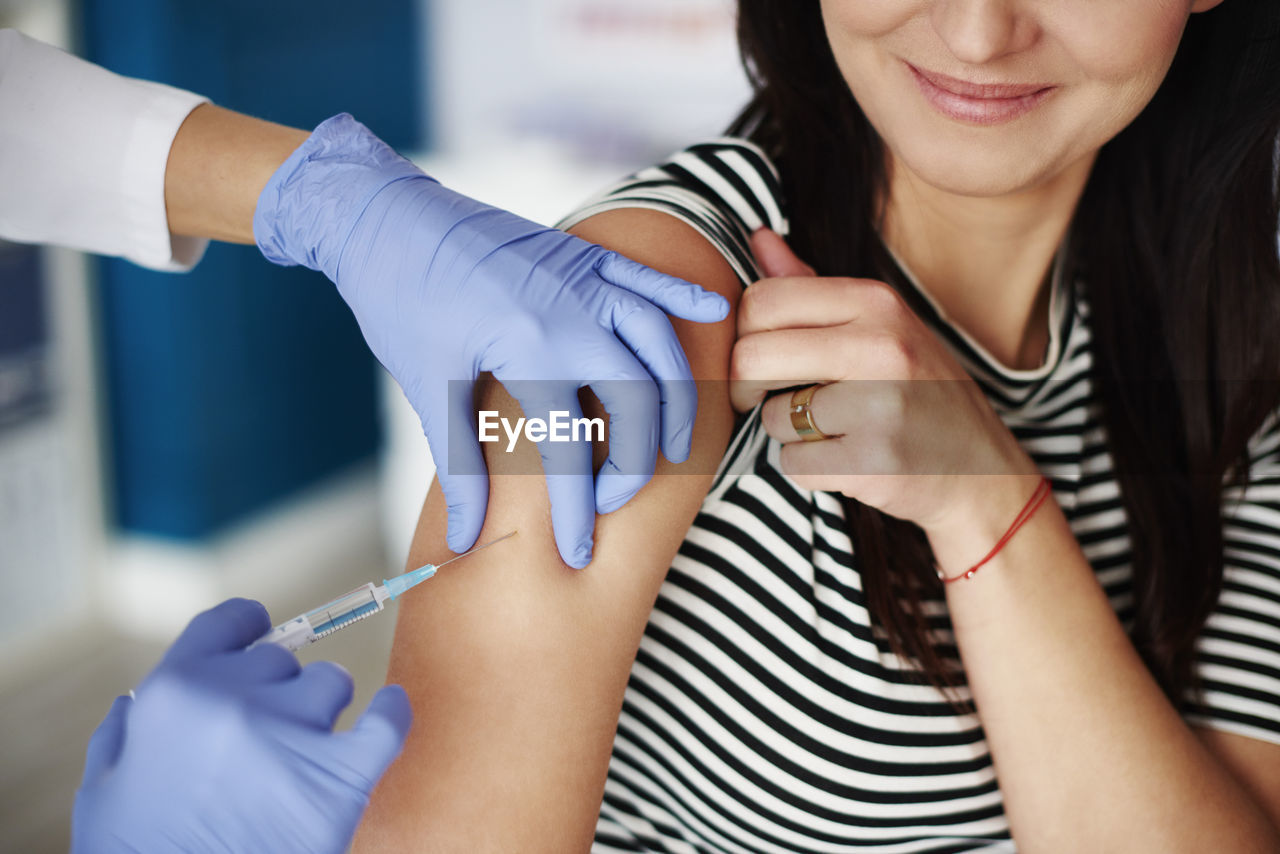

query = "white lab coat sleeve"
0;29;210;271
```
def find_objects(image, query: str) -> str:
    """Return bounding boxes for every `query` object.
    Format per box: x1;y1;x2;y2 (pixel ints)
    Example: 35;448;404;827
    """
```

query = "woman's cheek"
820;0;924;40
1045;0;1189;86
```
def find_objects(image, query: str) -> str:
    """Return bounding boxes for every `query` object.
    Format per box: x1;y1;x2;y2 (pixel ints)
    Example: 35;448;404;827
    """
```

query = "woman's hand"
730;229;1038;534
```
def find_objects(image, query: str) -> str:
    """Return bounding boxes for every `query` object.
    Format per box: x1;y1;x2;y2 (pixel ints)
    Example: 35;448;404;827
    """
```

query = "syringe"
255;531;515;652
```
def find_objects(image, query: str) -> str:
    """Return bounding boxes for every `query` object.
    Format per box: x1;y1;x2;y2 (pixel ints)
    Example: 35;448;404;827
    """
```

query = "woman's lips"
906;62;1055;125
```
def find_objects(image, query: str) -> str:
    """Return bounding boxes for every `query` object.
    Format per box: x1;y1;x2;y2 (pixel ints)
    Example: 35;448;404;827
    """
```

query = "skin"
360;0;1280;849
742;229;1280;850
163;103;309;243
354;210;742;852
822;0;1199;370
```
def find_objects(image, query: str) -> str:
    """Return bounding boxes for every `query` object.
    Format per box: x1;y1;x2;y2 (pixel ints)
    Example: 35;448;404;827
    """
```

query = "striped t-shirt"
559;139;1280;853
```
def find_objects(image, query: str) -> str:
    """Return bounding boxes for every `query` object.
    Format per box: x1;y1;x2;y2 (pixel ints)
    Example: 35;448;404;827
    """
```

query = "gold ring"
789;384;830;442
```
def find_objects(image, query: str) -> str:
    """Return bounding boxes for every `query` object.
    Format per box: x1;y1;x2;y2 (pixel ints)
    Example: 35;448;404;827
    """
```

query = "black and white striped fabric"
558;139;1280;853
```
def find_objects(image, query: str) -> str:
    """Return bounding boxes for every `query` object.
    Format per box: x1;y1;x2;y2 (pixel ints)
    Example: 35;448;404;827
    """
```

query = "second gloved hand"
71;599;412;854
254;114;729;567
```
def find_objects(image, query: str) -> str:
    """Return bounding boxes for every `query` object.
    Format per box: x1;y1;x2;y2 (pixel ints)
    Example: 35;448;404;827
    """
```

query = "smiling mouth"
906;62;1056;126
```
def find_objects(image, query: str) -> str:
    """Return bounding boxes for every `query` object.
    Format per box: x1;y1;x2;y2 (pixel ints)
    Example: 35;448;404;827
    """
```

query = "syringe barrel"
301;582;385;637
256;582;387;651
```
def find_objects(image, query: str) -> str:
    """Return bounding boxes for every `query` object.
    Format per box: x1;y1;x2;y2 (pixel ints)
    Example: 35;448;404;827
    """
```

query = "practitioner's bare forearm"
163;103;309;243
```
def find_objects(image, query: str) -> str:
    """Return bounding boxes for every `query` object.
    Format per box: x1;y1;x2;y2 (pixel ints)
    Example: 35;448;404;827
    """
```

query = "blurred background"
0;0;748;848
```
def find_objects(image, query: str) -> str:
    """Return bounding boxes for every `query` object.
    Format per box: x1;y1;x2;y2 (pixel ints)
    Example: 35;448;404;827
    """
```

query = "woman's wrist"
929;474;1110;641
922;441;1044;568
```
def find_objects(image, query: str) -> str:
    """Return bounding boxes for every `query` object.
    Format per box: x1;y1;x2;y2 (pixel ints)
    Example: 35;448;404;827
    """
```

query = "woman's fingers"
729;324;841;413
736;276;884;337
736;275;907;339
760;380;910;447
759;382;846;443
735;231;916;412
729;324;914;411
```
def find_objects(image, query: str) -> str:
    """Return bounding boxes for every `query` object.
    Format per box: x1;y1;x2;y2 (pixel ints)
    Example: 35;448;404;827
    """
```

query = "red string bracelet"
937;476;1053;584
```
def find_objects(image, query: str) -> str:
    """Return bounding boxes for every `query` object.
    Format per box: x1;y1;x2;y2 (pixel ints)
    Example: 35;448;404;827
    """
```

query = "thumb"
80;695;132;786
334;684;413;789
750;228;815;278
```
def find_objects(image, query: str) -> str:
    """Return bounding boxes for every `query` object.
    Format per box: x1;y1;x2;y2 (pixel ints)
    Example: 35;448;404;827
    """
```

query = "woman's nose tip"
931;0;1037;66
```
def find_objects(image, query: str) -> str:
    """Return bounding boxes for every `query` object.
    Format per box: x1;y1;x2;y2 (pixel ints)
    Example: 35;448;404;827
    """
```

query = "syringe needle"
258;532;520;652
433;530;517;572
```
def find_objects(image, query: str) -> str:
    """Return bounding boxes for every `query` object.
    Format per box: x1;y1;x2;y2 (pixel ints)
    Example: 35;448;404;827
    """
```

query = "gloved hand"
71;598;411;854
254;114;729;567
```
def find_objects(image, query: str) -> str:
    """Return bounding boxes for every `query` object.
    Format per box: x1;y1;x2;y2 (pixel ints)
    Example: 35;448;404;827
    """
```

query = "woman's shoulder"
559;137;790;287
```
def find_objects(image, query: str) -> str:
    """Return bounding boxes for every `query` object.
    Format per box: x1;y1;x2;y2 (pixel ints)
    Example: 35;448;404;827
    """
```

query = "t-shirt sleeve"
556;138;789;490
557;138;789;289
1184;407;1280;745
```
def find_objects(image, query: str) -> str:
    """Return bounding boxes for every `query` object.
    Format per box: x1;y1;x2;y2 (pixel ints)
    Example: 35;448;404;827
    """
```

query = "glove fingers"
257;661;355;730
612;302;699;465
227;640;302;684
596;251;729;323
334;684;413;789
431;380;489;554
79;694;132;785
586;354;661;518
166;598;272;660
507;385;598;568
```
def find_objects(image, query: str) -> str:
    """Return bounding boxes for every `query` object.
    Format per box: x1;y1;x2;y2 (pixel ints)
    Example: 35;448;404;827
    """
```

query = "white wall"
427;0;748;162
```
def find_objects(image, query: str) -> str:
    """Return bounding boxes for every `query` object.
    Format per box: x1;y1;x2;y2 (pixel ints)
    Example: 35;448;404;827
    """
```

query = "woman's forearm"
163;103;309;243
927;480;1280;851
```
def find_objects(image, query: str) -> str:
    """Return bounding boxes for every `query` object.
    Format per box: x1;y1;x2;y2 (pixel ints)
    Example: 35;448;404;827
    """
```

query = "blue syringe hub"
384;563;437;600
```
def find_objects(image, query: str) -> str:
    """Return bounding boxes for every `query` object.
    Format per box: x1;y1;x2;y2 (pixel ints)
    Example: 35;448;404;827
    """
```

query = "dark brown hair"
730;2;1280;704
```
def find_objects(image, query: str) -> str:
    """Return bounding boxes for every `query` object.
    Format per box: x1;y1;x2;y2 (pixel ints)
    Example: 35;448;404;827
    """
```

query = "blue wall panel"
83;0;424;539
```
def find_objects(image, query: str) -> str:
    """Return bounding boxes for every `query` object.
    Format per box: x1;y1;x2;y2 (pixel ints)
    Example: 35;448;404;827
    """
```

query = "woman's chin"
890;141;1071;200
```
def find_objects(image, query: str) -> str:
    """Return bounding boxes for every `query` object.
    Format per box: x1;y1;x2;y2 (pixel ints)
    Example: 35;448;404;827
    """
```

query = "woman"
356;1;1280;850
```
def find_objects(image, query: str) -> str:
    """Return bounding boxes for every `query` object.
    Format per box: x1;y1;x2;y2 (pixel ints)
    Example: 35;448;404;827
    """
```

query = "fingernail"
572;543;593;568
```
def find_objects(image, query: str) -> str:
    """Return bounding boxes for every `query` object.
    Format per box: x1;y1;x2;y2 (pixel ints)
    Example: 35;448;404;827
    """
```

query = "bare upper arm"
1196;727;1280;834
353;209;743;853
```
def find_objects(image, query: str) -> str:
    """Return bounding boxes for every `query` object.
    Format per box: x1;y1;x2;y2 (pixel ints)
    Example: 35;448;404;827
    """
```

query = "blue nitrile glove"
254;114;729;568
71;598;411;854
